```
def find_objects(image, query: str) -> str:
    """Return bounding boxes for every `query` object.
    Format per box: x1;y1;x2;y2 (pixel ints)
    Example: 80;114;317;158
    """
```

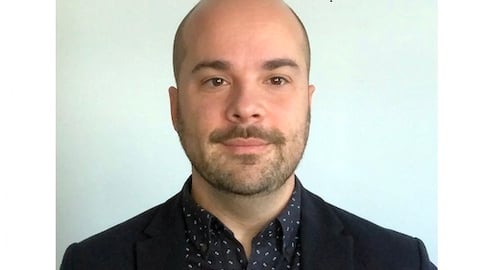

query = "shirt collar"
181;176;302;259
277;179;301;258
181;178;212;255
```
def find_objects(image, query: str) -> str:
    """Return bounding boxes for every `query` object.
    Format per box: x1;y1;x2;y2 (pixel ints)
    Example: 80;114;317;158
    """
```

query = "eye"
205;77;228;87
268;76;288;86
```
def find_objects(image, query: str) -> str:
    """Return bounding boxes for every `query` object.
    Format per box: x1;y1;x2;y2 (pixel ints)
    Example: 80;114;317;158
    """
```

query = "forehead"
180;1;307;72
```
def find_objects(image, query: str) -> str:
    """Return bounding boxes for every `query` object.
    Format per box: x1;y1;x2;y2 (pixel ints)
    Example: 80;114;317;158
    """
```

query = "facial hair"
176;107;310;197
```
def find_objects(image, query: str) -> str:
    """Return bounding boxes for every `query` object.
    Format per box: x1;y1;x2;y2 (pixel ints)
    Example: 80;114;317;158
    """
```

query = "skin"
168;0;315;257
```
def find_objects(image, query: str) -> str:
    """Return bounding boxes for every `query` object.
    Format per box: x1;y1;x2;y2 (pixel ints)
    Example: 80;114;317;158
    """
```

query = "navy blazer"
60;181;437;269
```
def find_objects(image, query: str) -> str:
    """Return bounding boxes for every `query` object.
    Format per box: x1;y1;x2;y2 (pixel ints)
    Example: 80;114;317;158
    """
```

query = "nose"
225;83;265;125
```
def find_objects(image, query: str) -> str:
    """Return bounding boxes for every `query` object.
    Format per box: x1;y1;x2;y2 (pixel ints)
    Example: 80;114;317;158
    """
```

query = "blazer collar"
299;184;355;270
135;191;187;270
134;179;357;270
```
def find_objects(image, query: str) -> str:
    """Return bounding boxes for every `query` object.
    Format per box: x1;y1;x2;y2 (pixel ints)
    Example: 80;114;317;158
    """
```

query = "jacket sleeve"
416;238;437;270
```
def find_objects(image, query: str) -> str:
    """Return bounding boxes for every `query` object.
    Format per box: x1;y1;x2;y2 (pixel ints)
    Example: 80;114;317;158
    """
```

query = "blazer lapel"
135;193;186;270
134;180;357;270
300;186;355;270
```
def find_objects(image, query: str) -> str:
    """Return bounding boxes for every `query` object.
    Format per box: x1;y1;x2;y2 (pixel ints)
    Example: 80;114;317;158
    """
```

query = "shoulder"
330;201;435;269
303;187;416;241
302;188;436;269
60;192;182;270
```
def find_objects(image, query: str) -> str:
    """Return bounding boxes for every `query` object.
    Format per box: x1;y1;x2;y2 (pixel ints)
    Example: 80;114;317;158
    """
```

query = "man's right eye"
204;77;227;87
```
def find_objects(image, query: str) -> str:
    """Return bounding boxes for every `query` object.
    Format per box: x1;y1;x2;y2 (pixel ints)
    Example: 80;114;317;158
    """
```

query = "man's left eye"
268;77;287;85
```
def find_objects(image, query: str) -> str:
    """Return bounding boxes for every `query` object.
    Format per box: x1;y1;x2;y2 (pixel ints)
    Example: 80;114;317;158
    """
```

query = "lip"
221;138;269;154
222;138;268;147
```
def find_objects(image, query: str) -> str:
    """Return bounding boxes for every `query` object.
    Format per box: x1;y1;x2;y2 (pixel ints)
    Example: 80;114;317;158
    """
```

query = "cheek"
180;98;224;138
273;96;309;124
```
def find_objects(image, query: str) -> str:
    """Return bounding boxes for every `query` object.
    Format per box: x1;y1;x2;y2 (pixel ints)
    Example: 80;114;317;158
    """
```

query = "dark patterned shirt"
182;178;301;270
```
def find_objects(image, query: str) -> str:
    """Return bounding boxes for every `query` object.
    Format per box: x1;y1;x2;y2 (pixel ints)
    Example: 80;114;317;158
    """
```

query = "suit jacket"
60;181;437;270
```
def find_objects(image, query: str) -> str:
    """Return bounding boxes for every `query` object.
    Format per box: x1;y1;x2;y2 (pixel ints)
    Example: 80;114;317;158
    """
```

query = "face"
169;2;314;196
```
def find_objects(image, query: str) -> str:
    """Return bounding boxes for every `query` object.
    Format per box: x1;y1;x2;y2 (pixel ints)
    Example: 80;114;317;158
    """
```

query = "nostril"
232;113;261;119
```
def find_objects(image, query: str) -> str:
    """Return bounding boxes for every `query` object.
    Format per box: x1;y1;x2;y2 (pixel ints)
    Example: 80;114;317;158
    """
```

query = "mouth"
221;138;270;154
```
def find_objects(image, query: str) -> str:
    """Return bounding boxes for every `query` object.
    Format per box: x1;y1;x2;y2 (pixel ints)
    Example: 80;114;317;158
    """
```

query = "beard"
176;109;310;197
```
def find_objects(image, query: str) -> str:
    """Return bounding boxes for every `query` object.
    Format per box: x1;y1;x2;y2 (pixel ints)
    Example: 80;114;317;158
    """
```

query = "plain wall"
57;0;437;268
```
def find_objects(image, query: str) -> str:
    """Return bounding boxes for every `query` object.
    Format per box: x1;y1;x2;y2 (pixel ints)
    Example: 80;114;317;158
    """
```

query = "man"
60;0;437;269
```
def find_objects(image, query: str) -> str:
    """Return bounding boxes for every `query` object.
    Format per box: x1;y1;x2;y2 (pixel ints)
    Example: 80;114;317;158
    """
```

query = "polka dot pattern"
181;180;302;270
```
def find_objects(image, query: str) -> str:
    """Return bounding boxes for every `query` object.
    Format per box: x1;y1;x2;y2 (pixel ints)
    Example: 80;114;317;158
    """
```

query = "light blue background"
57;0;437;268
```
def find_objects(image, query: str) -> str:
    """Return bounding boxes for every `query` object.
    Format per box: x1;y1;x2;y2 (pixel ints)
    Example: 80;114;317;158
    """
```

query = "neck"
190;171;296;257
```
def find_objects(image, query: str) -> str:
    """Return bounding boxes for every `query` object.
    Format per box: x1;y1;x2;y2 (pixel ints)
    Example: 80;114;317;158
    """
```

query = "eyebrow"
191;60;231;74
191;58;300;74
262;58;300;70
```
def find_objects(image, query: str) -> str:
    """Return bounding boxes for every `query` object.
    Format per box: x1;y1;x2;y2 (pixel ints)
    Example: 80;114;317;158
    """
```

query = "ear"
308;84;315;106
168;86;179;132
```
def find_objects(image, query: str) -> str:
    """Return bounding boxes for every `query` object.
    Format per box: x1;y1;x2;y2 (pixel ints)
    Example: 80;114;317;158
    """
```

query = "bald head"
172;0;311;85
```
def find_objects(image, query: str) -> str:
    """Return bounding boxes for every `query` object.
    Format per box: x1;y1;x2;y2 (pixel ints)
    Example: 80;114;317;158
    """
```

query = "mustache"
209;125;286;145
